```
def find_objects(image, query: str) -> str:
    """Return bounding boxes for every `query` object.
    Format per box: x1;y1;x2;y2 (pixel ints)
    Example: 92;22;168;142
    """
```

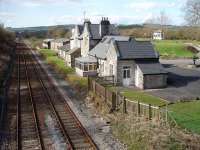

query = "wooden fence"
88;77;167;121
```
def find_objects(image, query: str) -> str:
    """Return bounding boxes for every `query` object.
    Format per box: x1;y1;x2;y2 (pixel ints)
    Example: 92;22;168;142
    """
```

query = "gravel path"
33;50;126;150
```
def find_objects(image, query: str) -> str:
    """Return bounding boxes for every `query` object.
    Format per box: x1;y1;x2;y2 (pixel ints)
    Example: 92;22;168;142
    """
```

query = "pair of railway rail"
4;42;97;150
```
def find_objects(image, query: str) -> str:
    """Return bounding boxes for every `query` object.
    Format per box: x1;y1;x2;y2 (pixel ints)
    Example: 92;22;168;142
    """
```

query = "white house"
42;39;54;49
51;38;69;51
75;36;168;89
153;30;164;40
70;25;83;50
66;18;119;68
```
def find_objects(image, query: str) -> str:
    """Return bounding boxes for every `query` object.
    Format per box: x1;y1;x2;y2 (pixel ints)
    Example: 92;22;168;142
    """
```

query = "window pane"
89;64;93;71
123;70;126;78
84;64;88;71
127;70;130;78
110;64;113;75
94;64;97;70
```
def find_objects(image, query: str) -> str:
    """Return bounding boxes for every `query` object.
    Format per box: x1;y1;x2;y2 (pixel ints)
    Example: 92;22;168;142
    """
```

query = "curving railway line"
2;42;98;150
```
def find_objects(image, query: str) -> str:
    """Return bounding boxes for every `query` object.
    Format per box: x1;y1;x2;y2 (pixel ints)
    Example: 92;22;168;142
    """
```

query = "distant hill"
7;24;74;33
118;24;183;30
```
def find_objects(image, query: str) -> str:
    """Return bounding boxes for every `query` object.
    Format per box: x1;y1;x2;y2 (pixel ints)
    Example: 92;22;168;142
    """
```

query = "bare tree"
144;11;170;26
158;11;170;26
184;0;200;26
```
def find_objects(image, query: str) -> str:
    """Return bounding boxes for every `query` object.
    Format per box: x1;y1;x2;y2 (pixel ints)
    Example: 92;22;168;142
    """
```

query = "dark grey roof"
115;40;159;59
89;24;101;39
59;44;70;51
77;25;84;35
84;24;119;40
136;61;168;75
89;36;130;59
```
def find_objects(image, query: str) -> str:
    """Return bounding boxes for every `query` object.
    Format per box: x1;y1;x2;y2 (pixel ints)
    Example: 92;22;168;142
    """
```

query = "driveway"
146;59;200;102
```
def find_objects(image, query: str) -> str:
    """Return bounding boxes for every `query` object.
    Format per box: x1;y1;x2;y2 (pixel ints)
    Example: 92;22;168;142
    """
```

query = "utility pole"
83;11;86;20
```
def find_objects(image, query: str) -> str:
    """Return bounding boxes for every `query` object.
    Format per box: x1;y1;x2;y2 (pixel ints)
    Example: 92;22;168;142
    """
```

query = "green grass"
46;56;74;74
153;40;194;58
38;49;88;89
169;101;200;134
115;88;168;106
67;74;88;88
39;49;57;57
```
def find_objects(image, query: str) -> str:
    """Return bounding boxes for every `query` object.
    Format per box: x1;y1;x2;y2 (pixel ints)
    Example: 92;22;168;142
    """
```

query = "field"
153;40;194;58
169;101;200;134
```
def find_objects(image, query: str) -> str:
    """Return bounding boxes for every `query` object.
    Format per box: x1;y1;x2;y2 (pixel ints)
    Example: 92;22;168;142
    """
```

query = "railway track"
2;42;98;150
30;48;97;149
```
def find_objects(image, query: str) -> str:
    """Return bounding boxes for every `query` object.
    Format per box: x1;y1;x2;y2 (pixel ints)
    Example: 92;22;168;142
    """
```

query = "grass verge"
169;101;200;134
38;49;87;89
121;89;168;106
153;40;194;58
110;87;168;107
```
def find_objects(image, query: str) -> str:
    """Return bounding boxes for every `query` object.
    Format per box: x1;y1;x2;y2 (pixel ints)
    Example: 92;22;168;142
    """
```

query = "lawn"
153;40;194;58
169;101;200;134
110;87;168;107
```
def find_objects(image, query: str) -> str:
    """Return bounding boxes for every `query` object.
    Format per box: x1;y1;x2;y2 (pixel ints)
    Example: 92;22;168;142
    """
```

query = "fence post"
87;76;90;92
104;88;107;102
112;92;116;111
158;106;160;122
137;101;140;116
123;96;127;113
149;104;152;120
94;80;96;95
165;104;168;123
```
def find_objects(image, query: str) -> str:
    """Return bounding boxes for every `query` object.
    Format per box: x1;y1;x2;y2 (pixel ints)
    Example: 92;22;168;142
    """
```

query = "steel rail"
16;54;21;150
22;51;45;150
27;52;74;149
30;48;98;150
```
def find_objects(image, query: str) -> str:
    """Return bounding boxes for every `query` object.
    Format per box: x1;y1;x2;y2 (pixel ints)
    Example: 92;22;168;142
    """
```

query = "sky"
0;0;186;28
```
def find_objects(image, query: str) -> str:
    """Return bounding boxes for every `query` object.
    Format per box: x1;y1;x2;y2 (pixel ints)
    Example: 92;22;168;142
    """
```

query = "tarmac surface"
146;59;200;102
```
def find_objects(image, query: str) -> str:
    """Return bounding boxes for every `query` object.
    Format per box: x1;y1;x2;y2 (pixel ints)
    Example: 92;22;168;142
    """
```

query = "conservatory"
75;56;98;77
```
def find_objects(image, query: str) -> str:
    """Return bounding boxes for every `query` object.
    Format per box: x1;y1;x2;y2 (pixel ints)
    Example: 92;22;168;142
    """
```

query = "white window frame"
123;66;131;79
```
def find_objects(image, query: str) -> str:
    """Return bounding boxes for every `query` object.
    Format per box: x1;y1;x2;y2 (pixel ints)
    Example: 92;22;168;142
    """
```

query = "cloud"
1;0;82;7
0;12;16;25
49;14;151;25
0;12;16;18
129;1;177;12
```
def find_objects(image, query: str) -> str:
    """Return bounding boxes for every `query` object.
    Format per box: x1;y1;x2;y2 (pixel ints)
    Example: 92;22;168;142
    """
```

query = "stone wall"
117;60;136;85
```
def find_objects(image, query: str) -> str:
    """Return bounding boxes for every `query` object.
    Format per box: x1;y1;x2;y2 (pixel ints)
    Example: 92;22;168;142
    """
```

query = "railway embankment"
0;27;16;131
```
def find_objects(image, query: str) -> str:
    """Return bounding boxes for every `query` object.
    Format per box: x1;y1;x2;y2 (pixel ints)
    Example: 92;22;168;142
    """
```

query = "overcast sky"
0;0;186;28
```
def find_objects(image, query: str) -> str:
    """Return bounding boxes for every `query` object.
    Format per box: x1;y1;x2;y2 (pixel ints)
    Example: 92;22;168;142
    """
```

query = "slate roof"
81;24;119;40
59;44;70;51
136;61;168;75
115;40;159;59
89;24;101;39
77;25;84;35
89;36;130;59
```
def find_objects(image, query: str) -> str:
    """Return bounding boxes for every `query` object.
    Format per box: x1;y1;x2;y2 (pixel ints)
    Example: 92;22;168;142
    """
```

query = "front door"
122;66;131;87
